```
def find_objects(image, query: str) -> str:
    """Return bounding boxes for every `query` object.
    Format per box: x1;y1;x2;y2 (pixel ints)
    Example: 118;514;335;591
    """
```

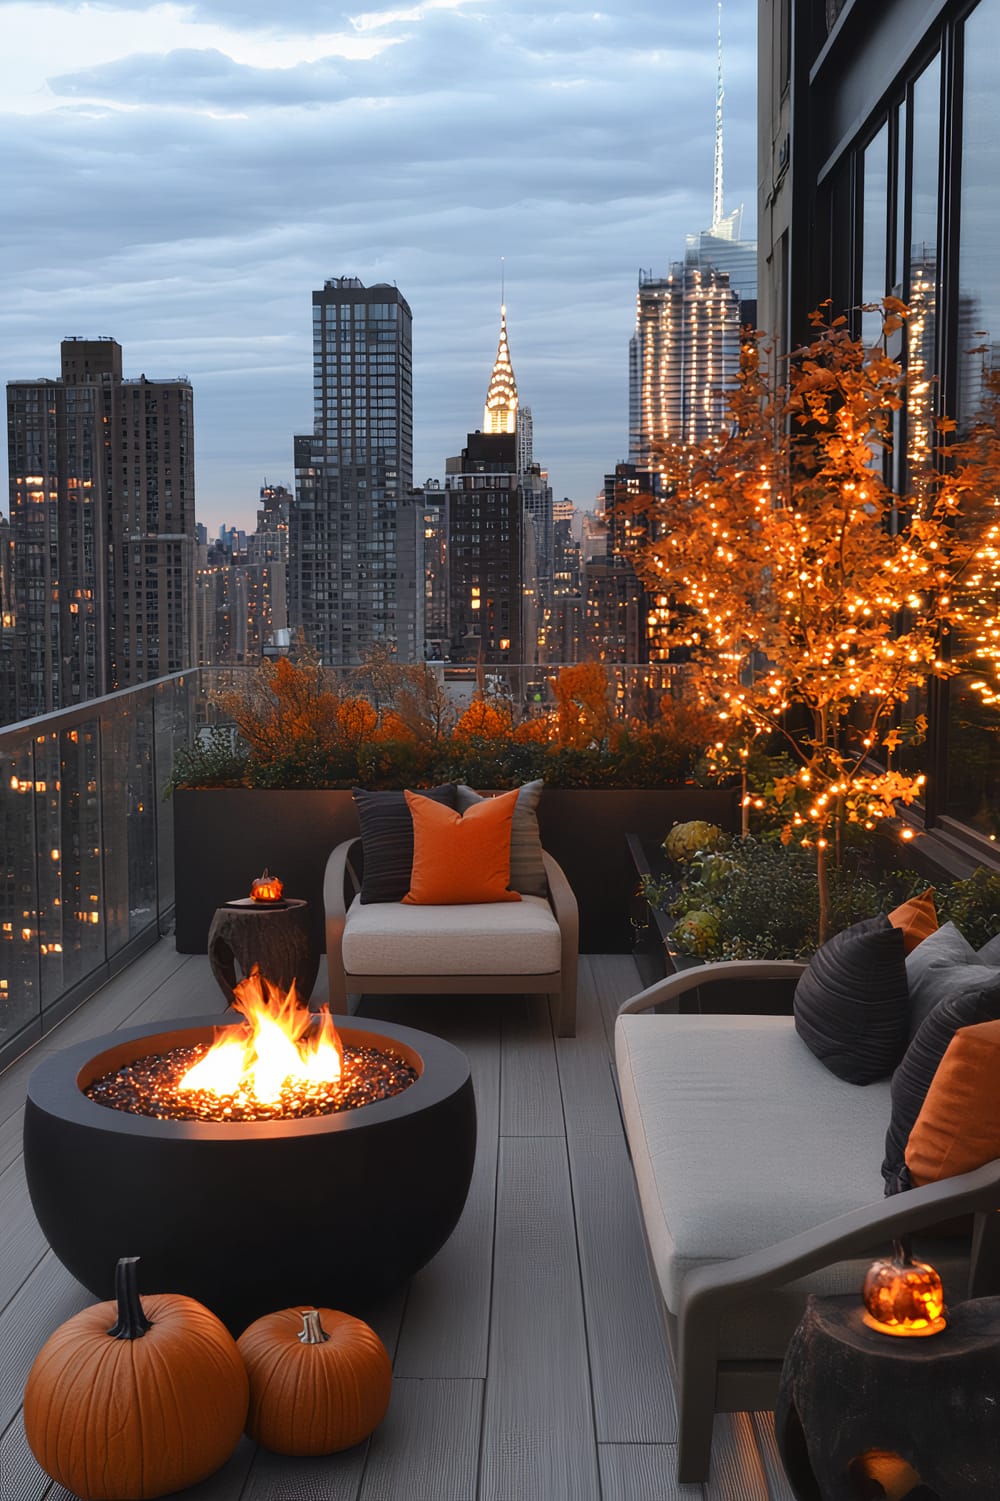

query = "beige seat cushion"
342;893;561;975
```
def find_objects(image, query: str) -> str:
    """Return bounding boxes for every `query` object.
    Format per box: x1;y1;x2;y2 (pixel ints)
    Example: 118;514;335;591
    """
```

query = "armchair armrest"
617;959;808;1017
542;851;579;1038
324;839;362;1009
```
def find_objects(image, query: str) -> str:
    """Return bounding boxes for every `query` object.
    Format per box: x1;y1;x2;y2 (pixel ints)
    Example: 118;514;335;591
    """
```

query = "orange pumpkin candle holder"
250;869;284;904
862;1239;947;1337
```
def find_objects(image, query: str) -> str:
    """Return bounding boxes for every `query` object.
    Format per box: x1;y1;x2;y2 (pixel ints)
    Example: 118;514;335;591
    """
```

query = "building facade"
5;338;196;720
446;307;540;665
758;0;1000;842
628;11;757;469
290;278;417;665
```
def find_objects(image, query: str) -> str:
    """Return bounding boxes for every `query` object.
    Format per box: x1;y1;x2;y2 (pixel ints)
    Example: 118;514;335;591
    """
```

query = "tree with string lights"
620;300;1000;939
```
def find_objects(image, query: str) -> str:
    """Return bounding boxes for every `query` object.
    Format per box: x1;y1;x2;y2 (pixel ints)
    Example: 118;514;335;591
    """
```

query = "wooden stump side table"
776;1293;1000;1500
207;898;319;1006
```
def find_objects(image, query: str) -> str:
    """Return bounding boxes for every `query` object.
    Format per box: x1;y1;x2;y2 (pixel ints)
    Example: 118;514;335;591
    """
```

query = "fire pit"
23;990;476;1332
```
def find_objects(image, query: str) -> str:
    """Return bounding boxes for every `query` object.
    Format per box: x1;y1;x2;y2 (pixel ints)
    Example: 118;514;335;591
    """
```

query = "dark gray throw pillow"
456;780;547;896
882;960;1000;1194
793;915;908;1084
352;785;457;903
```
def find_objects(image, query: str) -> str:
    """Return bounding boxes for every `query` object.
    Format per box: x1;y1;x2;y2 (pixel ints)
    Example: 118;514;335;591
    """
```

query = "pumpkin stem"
107;1257;153;1340
892;1236;913;1265
298;1308;331;1345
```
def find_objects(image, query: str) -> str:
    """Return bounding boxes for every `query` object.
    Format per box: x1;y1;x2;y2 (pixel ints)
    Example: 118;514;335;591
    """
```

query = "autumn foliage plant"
166;648;720;794
620;300;1000;938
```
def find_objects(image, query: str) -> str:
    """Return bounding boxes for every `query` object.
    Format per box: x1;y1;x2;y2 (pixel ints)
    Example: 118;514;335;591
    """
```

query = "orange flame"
179;969;343;1104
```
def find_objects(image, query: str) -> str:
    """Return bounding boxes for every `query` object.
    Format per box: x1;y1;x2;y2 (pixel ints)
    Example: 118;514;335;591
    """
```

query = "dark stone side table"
207;897;319;1006
776;1293;1000;1499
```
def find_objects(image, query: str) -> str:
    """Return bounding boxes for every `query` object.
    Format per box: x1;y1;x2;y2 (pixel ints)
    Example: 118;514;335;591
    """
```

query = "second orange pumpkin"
238;1305;392;1454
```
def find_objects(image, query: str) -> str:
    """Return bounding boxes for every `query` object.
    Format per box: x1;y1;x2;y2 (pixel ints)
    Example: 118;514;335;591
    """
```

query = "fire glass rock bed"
23;1015;476;1332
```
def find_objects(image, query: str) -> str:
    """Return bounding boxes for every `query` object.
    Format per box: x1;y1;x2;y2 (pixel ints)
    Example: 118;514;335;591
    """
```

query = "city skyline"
1;0;758;534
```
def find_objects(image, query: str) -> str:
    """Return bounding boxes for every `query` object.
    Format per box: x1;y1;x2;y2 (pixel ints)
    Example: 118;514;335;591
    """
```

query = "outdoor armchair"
324;839;579;1036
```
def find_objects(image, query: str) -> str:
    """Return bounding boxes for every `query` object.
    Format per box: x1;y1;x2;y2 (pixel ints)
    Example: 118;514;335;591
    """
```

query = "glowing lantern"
250;869;284;904
861;1239;947;1337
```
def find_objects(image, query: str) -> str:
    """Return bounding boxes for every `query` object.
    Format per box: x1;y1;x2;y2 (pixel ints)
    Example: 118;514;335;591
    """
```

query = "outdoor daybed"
616;952;1000;1484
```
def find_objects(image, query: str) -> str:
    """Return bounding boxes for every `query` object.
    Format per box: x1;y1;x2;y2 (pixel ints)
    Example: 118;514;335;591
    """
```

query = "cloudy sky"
2;0;758;535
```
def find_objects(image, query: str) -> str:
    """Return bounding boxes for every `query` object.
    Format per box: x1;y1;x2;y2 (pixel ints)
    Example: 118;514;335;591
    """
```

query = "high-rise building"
5;338;197;720
628;6;756;464
446;307;539;665
289;277;417;664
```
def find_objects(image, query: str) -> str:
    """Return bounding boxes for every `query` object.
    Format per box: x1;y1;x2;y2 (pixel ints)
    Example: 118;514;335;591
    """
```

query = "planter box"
626;833;798;1015
173;786;739;957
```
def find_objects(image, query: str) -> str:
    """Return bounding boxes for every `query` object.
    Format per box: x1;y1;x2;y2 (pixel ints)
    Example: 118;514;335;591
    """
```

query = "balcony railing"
0;672;198;1070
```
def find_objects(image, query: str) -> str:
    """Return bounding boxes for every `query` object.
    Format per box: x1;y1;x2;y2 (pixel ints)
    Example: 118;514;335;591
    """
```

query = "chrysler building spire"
483;304;518;435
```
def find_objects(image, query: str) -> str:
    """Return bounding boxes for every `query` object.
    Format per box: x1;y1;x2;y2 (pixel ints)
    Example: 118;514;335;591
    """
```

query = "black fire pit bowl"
24;1015;476;1332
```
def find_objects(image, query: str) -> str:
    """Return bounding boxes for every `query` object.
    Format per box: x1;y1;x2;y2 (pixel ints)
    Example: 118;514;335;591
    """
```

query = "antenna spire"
713;0;724;230
500;255;505;309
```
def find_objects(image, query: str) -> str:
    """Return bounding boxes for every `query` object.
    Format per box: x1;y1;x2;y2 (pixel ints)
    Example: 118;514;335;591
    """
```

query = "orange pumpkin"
862;1239;947;1337
238;1305;392;1454
23;1257;249;1499
250;868;284;902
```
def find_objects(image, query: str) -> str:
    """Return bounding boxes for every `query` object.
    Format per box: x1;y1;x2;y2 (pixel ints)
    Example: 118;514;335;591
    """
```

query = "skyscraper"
446;306;537;664
5;338;197;719
628;3;756;464
289;277;419;665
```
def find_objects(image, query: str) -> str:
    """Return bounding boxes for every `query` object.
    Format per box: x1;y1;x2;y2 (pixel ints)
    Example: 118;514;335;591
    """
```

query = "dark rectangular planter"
172;785;739;957
625;833;798;1015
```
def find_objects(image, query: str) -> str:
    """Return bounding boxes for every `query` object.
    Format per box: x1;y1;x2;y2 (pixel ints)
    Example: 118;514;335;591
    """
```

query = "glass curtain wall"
948;0;1000;835
829;0;1000;838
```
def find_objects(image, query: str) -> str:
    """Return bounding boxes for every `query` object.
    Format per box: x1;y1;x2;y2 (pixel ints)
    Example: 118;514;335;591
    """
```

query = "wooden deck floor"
0;944;796;1501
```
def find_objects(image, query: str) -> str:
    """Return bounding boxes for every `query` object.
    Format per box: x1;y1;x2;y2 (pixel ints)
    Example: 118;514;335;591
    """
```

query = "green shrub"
162;726;248;795
663;837;890;959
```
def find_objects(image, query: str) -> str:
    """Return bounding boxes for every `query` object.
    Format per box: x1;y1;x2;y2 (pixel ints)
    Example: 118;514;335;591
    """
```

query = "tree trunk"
817;839;830;946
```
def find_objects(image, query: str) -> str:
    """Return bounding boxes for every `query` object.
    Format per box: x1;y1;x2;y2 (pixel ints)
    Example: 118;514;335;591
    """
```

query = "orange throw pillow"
887;887;938;954
905;1019;1000;1186
403;788;522;905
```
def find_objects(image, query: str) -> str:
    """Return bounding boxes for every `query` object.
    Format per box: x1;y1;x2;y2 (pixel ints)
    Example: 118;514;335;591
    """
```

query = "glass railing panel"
0;740;40;1053
100;691;158;953
34;720;106;1006
154;673;196;923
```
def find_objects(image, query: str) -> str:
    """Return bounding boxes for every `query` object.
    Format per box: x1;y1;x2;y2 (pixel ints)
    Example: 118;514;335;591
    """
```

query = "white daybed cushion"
615;1013;896;1312
342;893;561;975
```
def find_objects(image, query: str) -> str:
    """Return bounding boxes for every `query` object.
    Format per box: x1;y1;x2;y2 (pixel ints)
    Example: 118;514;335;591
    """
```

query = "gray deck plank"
0;1416;49;1501
239;1441;366;1501
567;1132;678;1443
0;1253;90;1437
392;1017;500;1379
586;951;647;1049
479;1135;600;1501
498;994;564;1137
598;1442;704;1500
0;1105;24;1177
556;956;631;1138
360;1378;482;1501
0;1159;49;1315
749;1411;797;1501
704;1412;773;1500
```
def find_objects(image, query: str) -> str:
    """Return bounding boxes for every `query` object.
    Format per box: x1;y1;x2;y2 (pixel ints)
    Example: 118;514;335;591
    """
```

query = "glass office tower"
290;277;419;664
